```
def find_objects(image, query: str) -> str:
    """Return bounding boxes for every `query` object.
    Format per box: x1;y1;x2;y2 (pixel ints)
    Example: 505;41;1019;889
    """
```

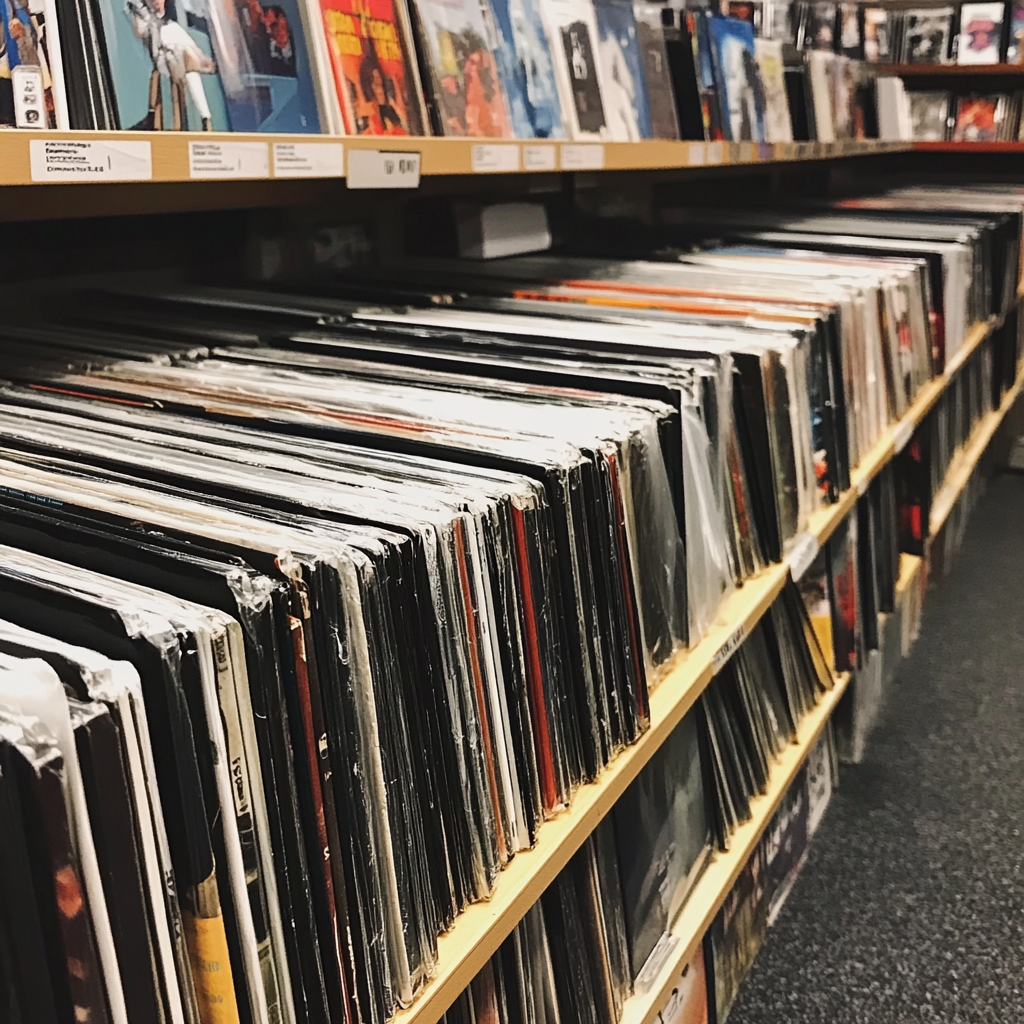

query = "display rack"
388;306;1013;1024
618;675;850;1024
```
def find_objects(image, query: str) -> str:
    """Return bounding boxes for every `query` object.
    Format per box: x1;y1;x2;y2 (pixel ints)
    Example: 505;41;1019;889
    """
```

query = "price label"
347;148;421;189
892;418;915;454
560;144;605;170
706;140;724;164
472;143;520;173
523;144;557;171
788;531;820;583
687;142;706;166
272;142;344;178
739;141;755;163
712;623;746;673
30;139;153;182
189;141;269;179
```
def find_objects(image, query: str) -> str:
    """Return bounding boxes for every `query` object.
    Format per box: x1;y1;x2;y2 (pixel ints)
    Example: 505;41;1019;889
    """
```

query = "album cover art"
410;0;513;136
710;14;765;142
632;1;678;138
904;8;953;63
956;1;1005;63
594;0;652;139
0;0;61;128
318;0;425;134
804;1;836;50
754;37;791;141
952;93;1002;139
908;89;950;139
863;7;889;61
488;0;564;136
838;2;862;56
1007;0;1024;60
96;0;322;130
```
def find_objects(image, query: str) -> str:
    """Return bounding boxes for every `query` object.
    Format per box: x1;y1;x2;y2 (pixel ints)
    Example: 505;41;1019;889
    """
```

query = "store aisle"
728;473;1024;1024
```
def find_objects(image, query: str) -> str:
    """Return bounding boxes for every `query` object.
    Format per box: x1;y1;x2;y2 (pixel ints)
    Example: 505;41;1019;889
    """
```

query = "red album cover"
319;0;426;134
952;96;1000;142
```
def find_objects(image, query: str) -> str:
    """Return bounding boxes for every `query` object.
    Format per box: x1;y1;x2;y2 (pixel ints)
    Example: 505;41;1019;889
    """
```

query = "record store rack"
388;300;1024;1024
2;139;1023;1024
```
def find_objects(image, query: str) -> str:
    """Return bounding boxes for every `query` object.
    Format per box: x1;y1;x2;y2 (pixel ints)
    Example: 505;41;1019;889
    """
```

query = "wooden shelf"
0;132;906;186
878;62;1024;76
618;674;851;1024
929;358;1024;536
387;312;1005;1024
913;142;1024;153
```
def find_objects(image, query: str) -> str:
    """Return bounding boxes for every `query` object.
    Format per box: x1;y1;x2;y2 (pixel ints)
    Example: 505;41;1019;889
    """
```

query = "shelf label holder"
346;149;421;189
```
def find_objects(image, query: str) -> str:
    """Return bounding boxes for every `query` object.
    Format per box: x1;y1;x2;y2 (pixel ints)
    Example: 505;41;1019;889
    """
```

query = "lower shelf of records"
0;185;1021;1024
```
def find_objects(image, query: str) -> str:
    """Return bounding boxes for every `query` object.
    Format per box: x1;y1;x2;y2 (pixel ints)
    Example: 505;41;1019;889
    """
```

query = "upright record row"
0;183;1020;1024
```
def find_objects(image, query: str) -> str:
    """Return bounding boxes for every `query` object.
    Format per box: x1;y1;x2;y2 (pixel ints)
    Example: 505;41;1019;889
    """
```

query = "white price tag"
560;143;605;170
189;141;269;179
30;139;152;182
788;531;820;583
712;624;746;673
347;148;421;189
706;140;724;164
739;141;755;162
523;144;557;171
272;142;344;178
892;419;915;454
687;142;706;166
472;143;520;173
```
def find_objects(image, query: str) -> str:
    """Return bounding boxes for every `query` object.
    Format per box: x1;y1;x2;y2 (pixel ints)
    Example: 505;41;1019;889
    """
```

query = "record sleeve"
632;1;679;139
407;0;513;137
754;37;791;142
0;0;67;128
956;1;1006;63
709;14;765;143
1008;0;1024;60
314;0;427;134
908;89;950;140
594;0;652;139
487;0;564;137
952;93;1003;140
904;7;953;63
95;0;324;131
863;6;889;61
543;0;609;138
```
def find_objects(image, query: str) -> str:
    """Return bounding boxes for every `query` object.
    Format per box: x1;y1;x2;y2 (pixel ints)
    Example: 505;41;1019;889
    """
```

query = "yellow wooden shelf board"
895;553;924;596
618;674;851;1024
0;132;909;187
387;317;1006;1024
929;359;1024;537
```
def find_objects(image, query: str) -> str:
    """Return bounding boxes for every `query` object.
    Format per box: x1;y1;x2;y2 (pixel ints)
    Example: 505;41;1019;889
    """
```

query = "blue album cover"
487;0;565;137
594;0;652;139
709;13;765;142
97;0;322;132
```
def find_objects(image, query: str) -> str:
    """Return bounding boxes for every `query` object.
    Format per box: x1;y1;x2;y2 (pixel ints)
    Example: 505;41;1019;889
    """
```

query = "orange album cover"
319;0;426;134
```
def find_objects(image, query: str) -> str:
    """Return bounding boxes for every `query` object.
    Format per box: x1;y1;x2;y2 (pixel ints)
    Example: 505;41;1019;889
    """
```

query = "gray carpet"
727;473;1024;1024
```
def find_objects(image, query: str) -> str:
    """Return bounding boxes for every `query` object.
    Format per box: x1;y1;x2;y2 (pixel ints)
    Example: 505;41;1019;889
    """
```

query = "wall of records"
0;0;1003;146
0;167;1022;1024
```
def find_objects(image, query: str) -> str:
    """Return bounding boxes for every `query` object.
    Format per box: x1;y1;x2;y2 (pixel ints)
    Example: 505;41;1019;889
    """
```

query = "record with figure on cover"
952;92;1002;139
488;0;564;137
956;1;1006;63
95;0;324;130
408;0;513;136
544;0;609;137
908;89;950;139
594;0;652;139
316;0;427;135
0;0;66;128
754;37;790;141
710;14;765;142
863;6;889;61
904;7;953;63
1007;0;1024;60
